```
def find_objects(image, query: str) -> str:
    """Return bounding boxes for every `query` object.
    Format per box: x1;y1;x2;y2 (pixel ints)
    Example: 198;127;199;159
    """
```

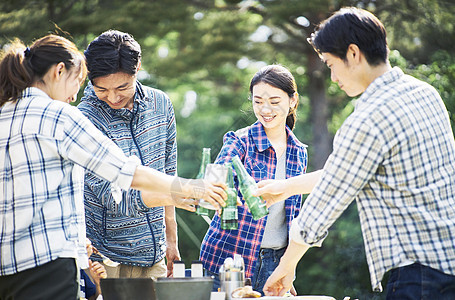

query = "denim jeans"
251;247;287;296
386;262;455;300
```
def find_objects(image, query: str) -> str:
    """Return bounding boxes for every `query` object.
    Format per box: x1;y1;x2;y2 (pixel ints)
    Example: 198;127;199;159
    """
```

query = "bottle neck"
232;156;249;180
225;163;235;189
198;149;211;177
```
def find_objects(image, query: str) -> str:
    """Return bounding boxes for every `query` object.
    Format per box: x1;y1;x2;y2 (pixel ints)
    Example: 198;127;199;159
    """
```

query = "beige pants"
102;258;167;279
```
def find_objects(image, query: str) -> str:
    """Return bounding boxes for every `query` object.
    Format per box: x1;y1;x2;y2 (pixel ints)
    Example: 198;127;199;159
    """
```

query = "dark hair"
0;35;87;106
249;64;299;130
308;7;389;66
84;30;141;81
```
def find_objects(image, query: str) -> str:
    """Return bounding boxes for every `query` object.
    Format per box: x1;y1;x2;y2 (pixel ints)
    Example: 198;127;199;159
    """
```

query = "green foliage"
408;51;455;132
375;0;455;64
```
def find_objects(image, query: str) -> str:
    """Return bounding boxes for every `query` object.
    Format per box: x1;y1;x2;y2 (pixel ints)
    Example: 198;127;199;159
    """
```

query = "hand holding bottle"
253;179;289;207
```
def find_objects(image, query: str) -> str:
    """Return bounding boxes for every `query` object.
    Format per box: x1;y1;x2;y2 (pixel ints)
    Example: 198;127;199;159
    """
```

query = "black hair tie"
24;47;31;58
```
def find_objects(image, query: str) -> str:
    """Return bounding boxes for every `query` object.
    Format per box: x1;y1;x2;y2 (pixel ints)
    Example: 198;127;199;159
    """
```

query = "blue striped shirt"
290;67;455;291
0;87;139;276
200;121;307;278
77;81;177;266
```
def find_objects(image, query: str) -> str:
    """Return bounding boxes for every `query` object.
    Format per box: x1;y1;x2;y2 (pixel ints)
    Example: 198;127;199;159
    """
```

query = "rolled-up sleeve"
289;218;327;247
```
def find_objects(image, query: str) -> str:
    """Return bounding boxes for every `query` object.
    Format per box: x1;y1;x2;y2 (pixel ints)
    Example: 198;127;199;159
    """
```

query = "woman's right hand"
172;178;226;212
191;179;227;213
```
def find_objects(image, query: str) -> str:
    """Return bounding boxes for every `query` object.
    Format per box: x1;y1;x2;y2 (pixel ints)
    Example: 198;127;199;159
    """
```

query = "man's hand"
166;244;181;277
254;170;323;207
254;179;290;207
263;240;310;296
263;263;295;296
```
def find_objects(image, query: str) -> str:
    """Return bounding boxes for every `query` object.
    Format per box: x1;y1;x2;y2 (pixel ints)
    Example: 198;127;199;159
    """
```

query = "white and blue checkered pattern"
290;67;455;292
0;87;138;276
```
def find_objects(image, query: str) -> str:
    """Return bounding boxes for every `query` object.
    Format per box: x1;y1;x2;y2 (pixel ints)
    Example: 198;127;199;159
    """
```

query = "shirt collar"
250;121;271;152
357;66;404;106
250;121;307;152
22;87;51;99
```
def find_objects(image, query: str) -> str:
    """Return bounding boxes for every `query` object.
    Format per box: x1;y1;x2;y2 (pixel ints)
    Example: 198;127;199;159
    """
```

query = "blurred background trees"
1;0;454;298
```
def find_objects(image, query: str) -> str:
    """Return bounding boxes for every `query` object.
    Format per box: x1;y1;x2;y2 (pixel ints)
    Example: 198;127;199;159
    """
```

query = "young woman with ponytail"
200;65;311;295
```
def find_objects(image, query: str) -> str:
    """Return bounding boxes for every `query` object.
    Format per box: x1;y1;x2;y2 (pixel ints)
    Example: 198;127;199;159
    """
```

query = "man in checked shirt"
256;7;455;299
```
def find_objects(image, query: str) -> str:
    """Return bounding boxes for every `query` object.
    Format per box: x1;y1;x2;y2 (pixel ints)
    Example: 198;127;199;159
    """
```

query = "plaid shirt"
200;121;307;278
290;67;455;291
78;82;177;266
0;87;138;276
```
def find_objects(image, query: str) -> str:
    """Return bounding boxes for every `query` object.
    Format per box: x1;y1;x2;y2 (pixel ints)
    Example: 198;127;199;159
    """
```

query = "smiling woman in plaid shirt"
0;35;226;299
258;8;455;299
200;65;314;295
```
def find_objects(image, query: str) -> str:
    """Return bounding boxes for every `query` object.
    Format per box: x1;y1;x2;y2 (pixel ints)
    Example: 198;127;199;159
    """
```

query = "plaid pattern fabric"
0;87;138;275
200;121;308;278
290;67;455;291
77;82;177;266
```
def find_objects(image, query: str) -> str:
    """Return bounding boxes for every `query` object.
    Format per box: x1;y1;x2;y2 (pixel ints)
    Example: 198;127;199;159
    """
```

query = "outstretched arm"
255;170;322;207
131;166;227;210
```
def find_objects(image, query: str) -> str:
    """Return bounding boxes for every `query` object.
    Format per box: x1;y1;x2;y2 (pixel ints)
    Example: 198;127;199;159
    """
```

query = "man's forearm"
288;170;323;195
165;206;178;245
281;240;310;267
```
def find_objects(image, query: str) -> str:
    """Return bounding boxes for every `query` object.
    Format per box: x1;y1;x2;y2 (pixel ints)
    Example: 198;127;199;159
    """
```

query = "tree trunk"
307;51;332;170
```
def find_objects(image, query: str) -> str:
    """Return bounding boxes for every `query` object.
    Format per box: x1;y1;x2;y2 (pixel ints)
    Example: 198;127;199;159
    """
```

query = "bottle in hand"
231;155;268;220
221;163;238;230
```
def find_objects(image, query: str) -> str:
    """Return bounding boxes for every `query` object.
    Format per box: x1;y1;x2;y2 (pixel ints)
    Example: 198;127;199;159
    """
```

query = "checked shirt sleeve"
291;114;385;246
214;131;247;166
58;106;139;195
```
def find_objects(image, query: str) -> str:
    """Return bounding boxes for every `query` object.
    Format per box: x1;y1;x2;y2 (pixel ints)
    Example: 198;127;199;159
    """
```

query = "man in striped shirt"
78;30;181;279
259;7;455;299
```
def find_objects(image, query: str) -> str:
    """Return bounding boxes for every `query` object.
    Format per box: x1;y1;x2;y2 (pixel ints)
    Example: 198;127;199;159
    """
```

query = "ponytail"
0;35;86;107
286;106;297;130
0;40;34;106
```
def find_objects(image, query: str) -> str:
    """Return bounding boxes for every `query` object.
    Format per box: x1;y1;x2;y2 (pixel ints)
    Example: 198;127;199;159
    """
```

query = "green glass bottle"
231;155;268;220
196;148;211;216
221;163;238;230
